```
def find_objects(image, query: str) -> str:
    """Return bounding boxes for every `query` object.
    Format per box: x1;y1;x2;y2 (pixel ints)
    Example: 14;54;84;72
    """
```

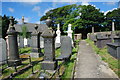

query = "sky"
1;1;120;24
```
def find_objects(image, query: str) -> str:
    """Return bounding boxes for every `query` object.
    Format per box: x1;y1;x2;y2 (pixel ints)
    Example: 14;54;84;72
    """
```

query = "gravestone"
17;35;20;47
0;38;7;64
27;38;32;47
41;17;57;70
56;36;72;60
107;43;120;59
24;38;28;47
40;37;44;48
67;24;73;46
55;24;61;48
7;16;21;66
30;24;42;58
19;36;24;48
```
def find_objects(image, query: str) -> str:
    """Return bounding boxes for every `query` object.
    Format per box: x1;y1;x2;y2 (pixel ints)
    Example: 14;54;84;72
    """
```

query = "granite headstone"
0;38;7;64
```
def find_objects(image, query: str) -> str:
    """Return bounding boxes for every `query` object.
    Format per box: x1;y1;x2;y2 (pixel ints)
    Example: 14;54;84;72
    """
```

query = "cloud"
15;17;30;24
81;0;91;5
8;8;14;13
35;21;40;24
44;8;54;15
32;6;40;12
103;2;116;5
104;8;117;15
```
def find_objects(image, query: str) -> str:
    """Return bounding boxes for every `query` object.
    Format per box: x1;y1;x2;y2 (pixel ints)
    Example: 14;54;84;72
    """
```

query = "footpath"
74;40;119;79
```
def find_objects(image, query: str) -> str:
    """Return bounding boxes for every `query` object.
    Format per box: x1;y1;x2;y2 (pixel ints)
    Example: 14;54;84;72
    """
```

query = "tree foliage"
0;15;17;39
40;4;105;34
105;8;120;30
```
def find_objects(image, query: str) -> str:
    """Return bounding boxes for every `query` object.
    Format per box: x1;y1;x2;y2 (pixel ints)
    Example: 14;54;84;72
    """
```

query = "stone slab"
41;61;57;70
0;38;7;64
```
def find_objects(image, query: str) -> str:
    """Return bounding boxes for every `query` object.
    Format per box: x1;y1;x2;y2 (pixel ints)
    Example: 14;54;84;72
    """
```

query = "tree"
105;8;120;31
40;4;105;36
21;25;28;38
1;15;17;39
40;4;77;33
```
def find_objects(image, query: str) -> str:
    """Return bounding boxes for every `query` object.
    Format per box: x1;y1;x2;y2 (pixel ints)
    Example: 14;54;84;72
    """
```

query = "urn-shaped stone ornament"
34;24;38;30
45;17;52;28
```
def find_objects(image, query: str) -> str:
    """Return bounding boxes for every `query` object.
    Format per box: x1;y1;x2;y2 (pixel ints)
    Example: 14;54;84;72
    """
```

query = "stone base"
41;61;57;70
30;53;43;58
55;43;61;49
8;59;21;67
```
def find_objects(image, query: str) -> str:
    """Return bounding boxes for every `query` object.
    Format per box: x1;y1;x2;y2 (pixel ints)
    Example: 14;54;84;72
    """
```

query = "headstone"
30;24;42;58
40;37;44;48
67;24;73;39
0;38;7;64
67;24;73;46
41;17;57;70
24;38;27;47
7;16;21;66
92;27;94;34
27;38;32;47
55;24;61;48
19;36;24;48
17;35;20;47
60;36;72;59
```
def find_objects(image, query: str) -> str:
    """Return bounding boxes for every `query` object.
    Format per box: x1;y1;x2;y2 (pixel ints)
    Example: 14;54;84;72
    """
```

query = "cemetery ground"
74;40;119;79
0;43;78;79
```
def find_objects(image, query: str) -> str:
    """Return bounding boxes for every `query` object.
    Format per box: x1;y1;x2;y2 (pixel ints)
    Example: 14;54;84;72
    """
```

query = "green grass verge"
61;45;78;79
86;39;119;77
19;47;32;54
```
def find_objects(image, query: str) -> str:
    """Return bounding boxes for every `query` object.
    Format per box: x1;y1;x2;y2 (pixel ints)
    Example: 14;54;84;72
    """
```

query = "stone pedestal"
41;61;57;70
41;28;57;70
7;16;21;66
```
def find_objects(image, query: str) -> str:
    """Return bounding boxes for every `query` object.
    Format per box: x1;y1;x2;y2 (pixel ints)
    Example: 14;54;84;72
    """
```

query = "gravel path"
74;40;119;79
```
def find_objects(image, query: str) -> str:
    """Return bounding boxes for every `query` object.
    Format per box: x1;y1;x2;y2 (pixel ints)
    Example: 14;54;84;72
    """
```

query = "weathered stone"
27;38;32;47
107;43;120;59
74;34;82;41
41;28;57;70
30;24;42;58
19;36;24;48
7;16;21;66
96;38;112;48
56;36;72;60
55;24;61;49
0;38;7;64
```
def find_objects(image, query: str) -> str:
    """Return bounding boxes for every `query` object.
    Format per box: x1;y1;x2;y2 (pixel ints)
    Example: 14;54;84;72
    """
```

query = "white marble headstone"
55;24;61;44
24;38;28;47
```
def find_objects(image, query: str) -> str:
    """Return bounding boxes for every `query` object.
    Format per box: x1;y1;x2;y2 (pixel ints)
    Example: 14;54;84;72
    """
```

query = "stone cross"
67;24;73;46
7;16;21;66
55;24;61;47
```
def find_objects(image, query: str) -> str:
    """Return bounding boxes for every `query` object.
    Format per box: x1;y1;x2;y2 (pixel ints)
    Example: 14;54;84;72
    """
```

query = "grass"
86;39;119;77
19;47;32;54
61;45;78;79
0;57;43;79
55;48;61;57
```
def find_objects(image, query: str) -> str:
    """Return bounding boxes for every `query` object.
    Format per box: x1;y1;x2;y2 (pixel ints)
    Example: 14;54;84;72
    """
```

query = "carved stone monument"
55;24;61;48
7;16;21;66
30;24;42;58
41;17;57;70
